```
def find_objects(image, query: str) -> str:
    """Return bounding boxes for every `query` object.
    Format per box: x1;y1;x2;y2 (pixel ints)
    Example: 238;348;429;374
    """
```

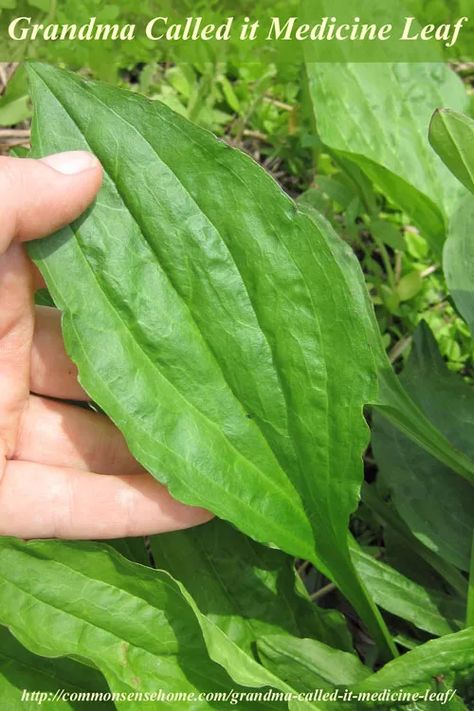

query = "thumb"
0;151;103;253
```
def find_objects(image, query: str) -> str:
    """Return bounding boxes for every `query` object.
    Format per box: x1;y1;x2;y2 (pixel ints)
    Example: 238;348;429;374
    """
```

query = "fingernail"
40;151;99;175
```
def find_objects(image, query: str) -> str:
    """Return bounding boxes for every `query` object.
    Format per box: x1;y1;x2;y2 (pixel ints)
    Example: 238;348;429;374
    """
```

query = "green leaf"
0;538;287;708
396;271;423;302
0;65;31;126
350;544;464;638
0;626;113;710
257;635;370;691
468;534;474;628
151;519;353;654
34;288;55;307
374;365;474;486
107;537;150;566
260;627;472;710
9;144;28;158
306;63;468;249
313;175;358;210
444;194;474;337
370;220;406;252
350;627;474;698
363;483;468;598
429;109;474;195
27;0;53;10
429;109;474;339
373;323;474;571
26;62;394;657
219;75;240;113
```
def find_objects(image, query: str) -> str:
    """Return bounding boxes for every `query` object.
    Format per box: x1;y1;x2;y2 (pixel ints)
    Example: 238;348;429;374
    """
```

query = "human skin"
0;151;211;539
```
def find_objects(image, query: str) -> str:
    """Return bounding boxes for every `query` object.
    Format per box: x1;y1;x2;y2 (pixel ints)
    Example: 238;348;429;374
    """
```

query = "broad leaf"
306;62;468;249
0;626;112;710
363;483;468;598
374;365;474;486
151;519;352;654
444;194;474;337
257;635;370;691
350;544;464;638
262;627;473;711
373;323;474;571
304;75;474;487
429;109;474;195
0;538;289;709
26;62;393;656
468;535;474;628
429;107;474;338
350;627;474;696
429;107;474;632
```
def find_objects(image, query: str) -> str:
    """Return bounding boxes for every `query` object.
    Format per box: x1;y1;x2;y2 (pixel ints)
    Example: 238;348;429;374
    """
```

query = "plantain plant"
0;61;473;709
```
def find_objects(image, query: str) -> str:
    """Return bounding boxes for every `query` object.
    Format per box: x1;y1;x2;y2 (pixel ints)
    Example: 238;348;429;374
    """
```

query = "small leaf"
380;284;400;312
314;175;357;210
219;75;240;112
371;219;406;251
429;109;474;195
396;271;423;302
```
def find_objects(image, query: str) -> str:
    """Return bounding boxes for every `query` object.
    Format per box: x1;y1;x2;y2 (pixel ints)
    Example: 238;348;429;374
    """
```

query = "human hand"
0;151;211;539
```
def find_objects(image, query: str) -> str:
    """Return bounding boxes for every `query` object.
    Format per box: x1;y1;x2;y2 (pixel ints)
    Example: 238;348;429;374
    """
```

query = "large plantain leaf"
26;62;394;656
306;62;468;249
0;626;113;710
151;519;353;654
373;323;474;572
0;538;293;710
